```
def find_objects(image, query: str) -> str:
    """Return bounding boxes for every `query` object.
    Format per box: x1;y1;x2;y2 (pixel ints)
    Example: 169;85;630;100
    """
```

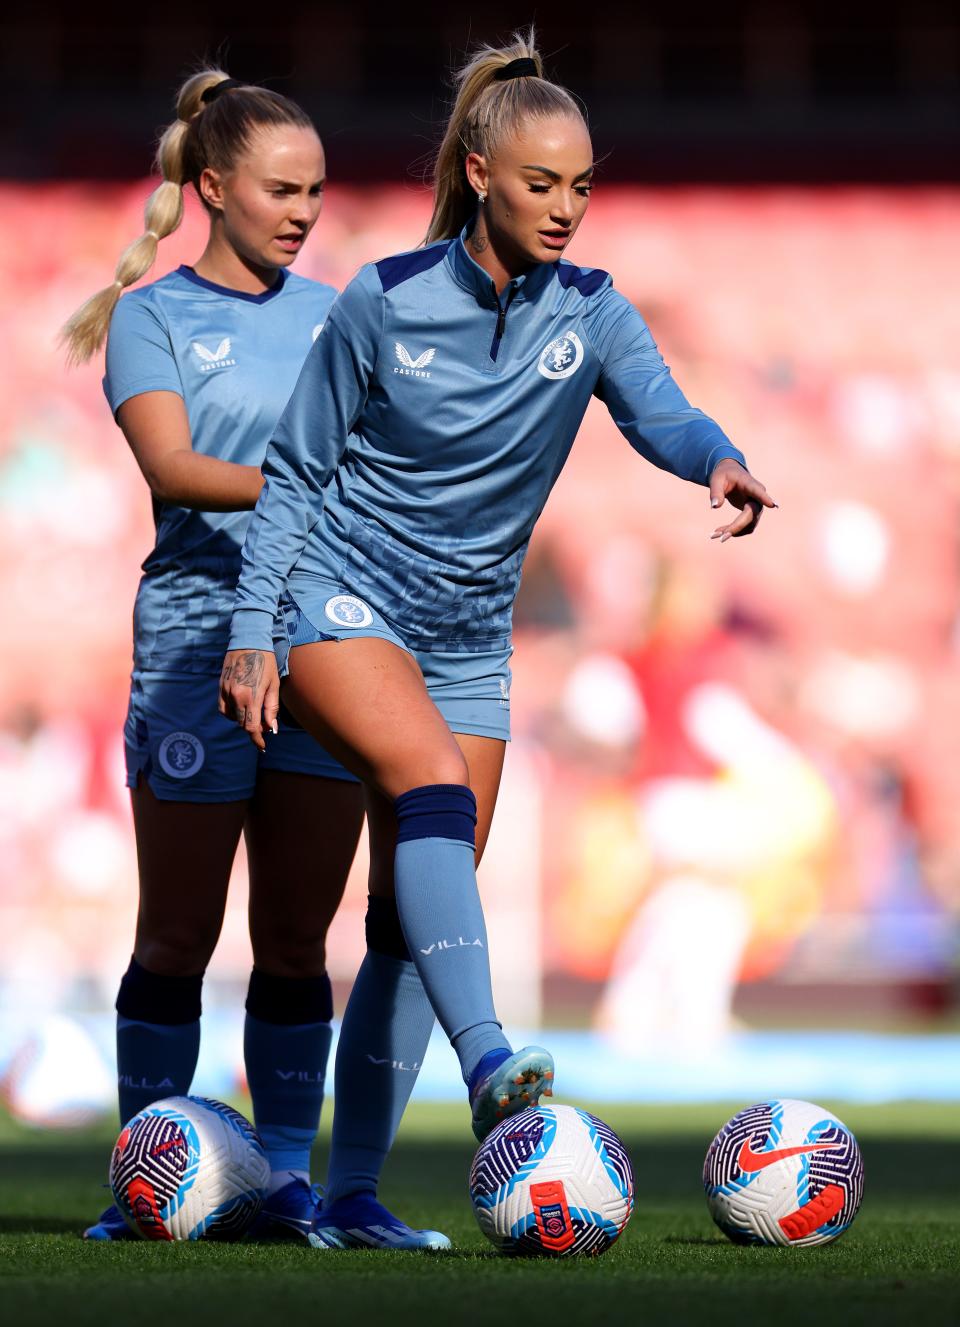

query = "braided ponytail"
426;28;584;244
61;69;226;365
62;68;313;365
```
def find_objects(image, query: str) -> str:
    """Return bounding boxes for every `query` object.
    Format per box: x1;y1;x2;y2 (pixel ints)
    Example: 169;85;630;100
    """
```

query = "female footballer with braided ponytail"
64;68;447;1251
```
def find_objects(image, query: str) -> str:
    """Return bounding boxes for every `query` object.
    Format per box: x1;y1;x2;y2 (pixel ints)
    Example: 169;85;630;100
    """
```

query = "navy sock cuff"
365;895;412;962
245;968;334;1026
115;957;203;1026
394;783;477;847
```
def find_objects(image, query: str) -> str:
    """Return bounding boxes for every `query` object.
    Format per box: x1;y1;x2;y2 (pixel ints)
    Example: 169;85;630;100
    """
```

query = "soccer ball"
470;1104;634;1256
109;1095;269;1241
703;1099;864;1246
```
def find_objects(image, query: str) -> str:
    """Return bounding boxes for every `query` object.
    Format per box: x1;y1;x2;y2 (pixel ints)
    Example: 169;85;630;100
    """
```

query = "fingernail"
271;722;278;735
711;498;721;508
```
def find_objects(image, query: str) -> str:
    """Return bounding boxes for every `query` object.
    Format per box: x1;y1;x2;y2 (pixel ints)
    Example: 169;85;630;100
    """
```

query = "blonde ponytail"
61;67;228;365
426;28;584;244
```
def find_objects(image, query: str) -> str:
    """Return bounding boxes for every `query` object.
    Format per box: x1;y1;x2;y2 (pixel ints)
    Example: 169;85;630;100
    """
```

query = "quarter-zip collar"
446;224;555;310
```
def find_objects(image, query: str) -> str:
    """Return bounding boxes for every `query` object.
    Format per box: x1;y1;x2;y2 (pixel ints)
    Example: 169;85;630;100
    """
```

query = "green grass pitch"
2;1101;958;1327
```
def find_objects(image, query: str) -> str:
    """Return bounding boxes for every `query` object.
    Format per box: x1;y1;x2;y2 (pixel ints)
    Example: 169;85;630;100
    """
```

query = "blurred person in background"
62;69;447;1251
541;556;836;1050
218;29;775;1156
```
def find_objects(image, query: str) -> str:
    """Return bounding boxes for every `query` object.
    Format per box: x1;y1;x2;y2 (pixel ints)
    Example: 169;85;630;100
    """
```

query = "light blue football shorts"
273;586;512;742
124;669;358;803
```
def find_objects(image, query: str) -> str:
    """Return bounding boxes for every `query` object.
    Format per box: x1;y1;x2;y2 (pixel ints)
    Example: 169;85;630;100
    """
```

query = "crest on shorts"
158;732;205;779
324;595;374;628
537;331;584;380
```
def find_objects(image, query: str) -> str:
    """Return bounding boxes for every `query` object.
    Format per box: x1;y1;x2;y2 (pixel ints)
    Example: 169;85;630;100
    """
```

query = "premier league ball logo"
158;732;204;779
537;331;584;380
324;594;374;629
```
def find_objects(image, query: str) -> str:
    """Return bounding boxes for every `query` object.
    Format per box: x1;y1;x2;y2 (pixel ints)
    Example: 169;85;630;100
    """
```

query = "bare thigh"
245;769;365;977
367;733;507;899
282;638;469;797
131;781;247;976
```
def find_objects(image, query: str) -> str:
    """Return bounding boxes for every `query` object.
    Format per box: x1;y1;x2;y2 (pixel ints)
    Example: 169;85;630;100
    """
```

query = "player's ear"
198;167;226;212
464;152;490;202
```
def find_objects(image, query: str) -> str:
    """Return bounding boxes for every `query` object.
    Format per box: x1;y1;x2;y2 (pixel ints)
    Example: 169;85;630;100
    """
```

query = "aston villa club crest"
158;732;204;779
537;331;584;380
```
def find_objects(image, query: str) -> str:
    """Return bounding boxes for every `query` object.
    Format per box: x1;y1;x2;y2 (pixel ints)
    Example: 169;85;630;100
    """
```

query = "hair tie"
494;57;538;81
146;229;159;240
201;77;244;104
113;279;124;289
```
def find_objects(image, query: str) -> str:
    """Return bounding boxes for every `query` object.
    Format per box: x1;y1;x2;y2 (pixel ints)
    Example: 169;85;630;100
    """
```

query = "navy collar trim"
176;265;287;303
447;226;554;306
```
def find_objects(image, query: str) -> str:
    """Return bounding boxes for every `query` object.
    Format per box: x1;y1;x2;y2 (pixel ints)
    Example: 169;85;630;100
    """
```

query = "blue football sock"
325;897;436;1204
115;957;202;1124
393;785;511;1085
116;1017;201;1124
244;968;334;1176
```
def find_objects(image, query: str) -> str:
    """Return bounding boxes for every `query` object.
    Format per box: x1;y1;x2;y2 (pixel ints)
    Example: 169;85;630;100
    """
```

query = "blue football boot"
309;1193;451;1251
83;1204;135;1241
468;1045;555;1142
247;1173;324;1243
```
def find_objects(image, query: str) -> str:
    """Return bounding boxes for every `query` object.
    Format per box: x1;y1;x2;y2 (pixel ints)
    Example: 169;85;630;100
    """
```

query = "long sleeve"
589;284;745;485
228;265;384;651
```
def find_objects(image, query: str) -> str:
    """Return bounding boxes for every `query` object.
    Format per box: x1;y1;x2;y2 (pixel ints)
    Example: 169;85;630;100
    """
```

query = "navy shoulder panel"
555;262;610;297
376;242;451;294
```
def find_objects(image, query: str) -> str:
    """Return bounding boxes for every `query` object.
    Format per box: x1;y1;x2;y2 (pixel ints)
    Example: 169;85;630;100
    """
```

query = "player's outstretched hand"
708;458;777;541
218;649;280;751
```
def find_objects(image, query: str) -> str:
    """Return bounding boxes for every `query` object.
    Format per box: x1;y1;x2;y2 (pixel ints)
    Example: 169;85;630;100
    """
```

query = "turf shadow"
0;1215;83;1234
662;1235;729;1246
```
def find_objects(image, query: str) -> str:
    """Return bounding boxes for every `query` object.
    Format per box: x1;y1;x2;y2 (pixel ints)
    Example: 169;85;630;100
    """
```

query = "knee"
135;901;224;975
250;928;328;979
397;754;470;795
433;753;471;788
248;893;330;977
135;936;215;978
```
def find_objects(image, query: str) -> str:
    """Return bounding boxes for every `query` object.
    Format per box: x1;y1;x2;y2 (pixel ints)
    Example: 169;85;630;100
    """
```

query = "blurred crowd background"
2;4;959;1122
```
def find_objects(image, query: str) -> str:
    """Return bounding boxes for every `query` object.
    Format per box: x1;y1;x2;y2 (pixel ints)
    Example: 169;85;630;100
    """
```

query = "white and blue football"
703;1099;864;1246
469;1104;634;1257
109;1095;269;1241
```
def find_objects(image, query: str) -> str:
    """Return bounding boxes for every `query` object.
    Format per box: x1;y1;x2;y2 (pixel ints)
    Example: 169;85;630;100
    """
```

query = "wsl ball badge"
703;1099;864;1246
470;1104;634;1257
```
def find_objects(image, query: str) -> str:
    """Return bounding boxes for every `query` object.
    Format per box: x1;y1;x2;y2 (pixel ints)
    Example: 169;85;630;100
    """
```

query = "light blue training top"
229;228;746;656
103;265;337;671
